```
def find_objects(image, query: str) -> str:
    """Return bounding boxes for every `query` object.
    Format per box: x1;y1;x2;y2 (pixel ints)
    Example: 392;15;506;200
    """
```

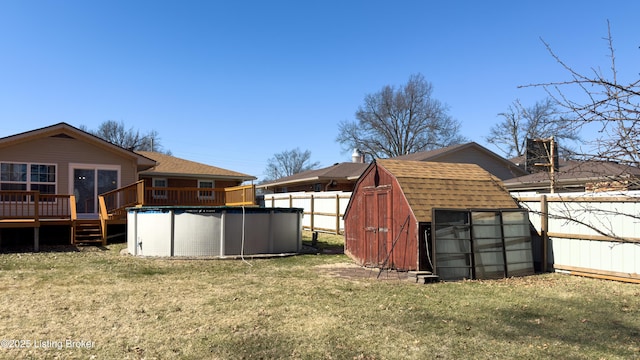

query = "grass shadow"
301;231;344;255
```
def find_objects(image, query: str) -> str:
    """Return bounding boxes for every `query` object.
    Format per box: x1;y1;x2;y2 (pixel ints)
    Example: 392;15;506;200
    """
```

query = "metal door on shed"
364;187;391;267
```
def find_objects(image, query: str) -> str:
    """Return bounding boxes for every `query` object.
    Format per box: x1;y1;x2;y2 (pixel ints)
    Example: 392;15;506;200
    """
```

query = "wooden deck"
0;183;256;250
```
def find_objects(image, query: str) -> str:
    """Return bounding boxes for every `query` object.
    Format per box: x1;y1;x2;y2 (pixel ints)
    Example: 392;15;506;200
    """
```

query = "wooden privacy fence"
263;192;352;234
514;192;640;283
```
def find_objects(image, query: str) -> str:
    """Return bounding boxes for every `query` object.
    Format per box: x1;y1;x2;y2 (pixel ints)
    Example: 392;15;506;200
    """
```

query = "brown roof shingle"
137;151;256;180
257;162;368;188
377;159;518;222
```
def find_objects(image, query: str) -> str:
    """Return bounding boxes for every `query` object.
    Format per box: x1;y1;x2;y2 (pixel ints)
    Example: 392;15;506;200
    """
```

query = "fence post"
310;194;315;232
335;194;340;234
541;195;549;272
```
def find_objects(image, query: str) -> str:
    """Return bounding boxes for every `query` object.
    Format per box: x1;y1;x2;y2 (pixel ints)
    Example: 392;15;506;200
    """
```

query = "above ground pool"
127;206;303;257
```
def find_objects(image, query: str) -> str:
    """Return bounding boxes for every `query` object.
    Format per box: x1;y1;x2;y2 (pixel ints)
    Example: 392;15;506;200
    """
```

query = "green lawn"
0;232;638;359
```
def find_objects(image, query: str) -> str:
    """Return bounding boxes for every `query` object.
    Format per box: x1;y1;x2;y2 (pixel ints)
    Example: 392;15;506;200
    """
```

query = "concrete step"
407;270;440;284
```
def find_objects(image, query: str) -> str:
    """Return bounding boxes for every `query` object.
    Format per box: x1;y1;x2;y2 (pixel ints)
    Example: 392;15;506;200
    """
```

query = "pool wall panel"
127;207;303;257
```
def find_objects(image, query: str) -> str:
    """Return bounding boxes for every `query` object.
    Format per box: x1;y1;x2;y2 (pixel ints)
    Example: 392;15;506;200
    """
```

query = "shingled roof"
137;151;256;181
256;162;368;189
391;142;527;179
376;159;519;222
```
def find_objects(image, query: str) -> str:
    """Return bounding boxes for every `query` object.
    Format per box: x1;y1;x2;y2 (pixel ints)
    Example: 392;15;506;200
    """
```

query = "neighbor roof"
256;162;368;189
137;151;256;181
393;142;528;179
504;160;640;191
376;159;519;222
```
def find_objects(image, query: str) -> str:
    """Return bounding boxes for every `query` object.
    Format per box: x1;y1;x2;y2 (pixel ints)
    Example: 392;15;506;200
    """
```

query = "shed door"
364;187;391;267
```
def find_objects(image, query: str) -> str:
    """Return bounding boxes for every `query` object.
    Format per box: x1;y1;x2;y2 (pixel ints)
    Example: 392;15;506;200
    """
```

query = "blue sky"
1;1;638;181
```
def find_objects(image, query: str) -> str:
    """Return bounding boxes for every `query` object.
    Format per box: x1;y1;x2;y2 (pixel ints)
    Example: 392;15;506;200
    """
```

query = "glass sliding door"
73;169;96;214
71;165;120;217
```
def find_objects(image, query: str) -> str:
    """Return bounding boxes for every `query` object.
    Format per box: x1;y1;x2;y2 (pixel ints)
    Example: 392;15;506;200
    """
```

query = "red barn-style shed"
343;159;526;276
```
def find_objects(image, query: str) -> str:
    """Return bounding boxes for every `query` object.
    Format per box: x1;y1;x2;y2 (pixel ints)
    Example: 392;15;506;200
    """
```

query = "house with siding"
392;142;528;181
504;160;640;193
259;143;527;194
0;123;256;248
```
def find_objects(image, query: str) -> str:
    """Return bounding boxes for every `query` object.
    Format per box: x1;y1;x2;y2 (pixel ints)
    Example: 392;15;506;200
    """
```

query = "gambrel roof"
373;159;519;222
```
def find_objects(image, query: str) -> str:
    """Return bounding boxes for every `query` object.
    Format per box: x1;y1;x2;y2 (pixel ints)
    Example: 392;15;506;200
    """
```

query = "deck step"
73;220;103;244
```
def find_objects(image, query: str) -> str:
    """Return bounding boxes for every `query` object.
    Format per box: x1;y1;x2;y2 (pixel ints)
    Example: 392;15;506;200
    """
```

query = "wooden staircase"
73;220;104;245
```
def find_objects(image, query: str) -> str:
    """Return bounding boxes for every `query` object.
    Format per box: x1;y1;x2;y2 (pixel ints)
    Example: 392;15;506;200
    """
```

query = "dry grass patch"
0;233;638;359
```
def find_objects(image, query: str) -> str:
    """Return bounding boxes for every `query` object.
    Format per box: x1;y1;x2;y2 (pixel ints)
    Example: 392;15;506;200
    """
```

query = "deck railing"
144;187;227;206
0;191;75;221
225;184;256;206
2;182;256;226
99;180;145;220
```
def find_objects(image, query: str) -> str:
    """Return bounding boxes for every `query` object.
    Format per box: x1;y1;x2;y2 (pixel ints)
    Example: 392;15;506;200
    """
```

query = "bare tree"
82;120;170;153
263;148;320;181
515;21;640;247
336;73;466;159
486;98;581;158
524;21;639;167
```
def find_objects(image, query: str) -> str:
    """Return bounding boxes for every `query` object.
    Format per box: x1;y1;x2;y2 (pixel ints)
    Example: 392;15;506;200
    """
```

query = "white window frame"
0;162;58;200
198;179;215;200
152;178;168;199
68;163;121;215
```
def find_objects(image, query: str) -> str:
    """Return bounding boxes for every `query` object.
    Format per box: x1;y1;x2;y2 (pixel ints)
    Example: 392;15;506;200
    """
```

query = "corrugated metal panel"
127;207;302;257
134;211;172;256
174;212;222;256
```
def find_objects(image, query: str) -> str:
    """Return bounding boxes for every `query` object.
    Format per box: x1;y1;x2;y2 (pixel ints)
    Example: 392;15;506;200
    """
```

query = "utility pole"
527;137;557;193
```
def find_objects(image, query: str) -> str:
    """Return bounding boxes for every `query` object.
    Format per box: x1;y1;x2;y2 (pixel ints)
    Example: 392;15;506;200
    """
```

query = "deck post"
34;228;39;252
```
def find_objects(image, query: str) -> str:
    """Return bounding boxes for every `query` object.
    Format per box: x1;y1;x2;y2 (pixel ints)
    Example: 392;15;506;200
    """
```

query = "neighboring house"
0;123;256;247
504;160;640;193
392;142;528;181
343;159;534;281
259;143;526;194
257;162;368;193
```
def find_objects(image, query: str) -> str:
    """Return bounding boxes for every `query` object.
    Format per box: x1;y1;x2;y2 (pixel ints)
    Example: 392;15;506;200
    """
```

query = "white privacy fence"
264;190;640;283
513;191;640;283
262;192;352;234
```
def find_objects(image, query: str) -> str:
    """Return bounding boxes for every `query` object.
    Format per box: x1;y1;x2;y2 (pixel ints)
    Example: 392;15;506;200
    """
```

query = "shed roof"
376;159;519;222
137;151;256;181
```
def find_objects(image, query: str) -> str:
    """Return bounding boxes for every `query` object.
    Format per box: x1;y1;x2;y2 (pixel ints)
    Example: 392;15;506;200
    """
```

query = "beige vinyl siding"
435;148;521;181
0;135;138;195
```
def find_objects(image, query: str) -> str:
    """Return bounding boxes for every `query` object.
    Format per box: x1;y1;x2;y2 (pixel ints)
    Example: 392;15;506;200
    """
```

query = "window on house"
198;180;215;199
153;178;167;199
30;164;56;195
0;163;56;200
